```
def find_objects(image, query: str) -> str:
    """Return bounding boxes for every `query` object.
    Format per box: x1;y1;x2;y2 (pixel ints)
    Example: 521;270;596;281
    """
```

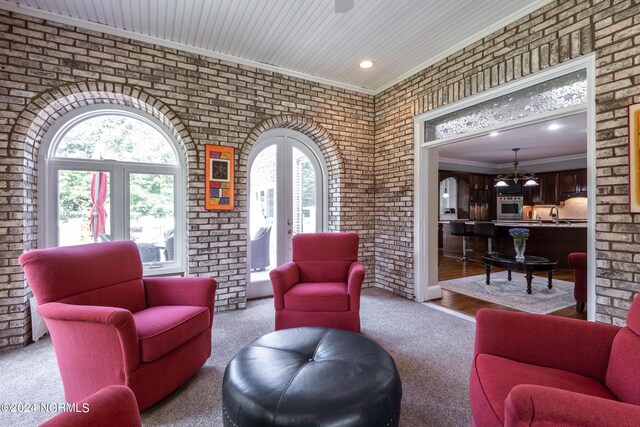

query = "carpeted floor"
0;288;475;427
439;271;575;314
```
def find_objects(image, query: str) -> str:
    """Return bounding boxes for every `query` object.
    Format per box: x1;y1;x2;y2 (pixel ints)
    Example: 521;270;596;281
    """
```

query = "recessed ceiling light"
547;123;562;131
490;131;500;137
359;60;374;69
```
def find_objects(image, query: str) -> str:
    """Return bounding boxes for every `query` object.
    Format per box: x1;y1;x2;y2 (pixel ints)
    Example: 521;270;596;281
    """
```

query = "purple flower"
509;227;530;240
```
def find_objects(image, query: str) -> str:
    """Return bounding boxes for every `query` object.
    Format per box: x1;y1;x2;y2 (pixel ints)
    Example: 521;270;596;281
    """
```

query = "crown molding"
0;1;374;96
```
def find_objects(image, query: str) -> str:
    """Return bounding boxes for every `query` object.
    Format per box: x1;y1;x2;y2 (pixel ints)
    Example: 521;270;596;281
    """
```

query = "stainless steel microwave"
497;196;523;220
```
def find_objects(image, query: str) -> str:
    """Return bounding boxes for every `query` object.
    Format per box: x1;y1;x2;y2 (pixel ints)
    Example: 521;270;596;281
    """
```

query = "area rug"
439;271;575;314
0;288;475;427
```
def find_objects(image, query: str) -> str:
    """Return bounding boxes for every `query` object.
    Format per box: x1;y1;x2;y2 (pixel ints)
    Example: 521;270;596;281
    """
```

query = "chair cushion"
283;282;349;312
474;353;617;423
133;305;210;362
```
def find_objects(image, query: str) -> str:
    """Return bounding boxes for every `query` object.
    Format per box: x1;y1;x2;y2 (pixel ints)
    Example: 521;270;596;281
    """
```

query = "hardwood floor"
433;251;587;320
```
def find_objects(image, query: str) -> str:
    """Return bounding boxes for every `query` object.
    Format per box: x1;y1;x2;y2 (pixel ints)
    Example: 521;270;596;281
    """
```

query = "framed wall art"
629;102;640;213
205;145;234;210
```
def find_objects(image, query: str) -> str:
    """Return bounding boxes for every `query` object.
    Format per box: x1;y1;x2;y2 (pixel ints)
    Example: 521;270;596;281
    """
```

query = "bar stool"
449;220;474;261
474;222;497;254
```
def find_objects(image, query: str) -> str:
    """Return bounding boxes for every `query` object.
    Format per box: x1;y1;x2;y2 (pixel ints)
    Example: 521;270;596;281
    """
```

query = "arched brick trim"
3;83;195;347
238;114;345;231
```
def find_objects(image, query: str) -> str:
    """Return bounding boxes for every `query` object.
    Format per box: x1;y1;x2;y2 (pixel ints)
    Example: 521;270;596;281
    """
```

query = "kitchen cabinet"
439;170;493;220
523;169;588;206
540;173;559;205
469;174;493;221
523;182;541;206
559;168;588;200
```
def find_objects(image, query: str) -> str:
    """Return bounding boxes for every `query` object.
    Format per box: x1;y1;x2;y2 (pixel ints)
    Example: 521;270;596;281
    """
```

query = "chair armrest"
143;277;217;327
38;302;140;375
347;261;365;311
505;384;640;427
269;262;300;310
474;308;620;381
41;385;141;427
567;252;587;269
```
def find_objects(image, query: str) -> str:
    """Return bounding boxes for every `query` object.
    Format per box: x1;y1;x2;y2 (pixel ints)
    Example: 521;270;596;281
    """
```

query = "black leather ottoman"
222;327;402;427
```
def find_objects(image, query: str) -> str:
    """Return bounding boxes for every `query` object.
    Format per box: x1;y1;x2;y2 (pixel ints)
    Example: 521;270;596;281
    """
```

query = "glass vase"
514;238;526;262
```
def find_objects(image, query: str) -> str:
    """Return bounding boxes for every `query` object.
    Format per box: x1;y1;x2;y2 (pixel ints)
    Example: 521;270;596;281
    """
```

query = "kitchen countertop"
439;220;587;228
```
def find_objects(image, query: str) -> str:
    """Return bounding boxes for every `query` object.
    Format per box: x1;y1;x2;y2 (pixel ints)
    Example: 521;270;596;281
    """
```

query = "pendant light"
494;148;539;187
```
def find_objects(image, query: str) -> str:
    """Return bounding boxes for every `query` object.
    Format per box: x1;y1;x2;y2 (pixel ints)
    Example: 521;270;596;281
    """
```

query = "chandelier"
494;148;539;187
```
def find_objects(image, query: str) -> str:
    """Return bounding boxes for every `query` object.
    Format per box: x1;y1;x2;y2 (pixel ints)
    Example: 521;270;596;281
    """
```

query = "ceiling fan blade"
335;0;354;13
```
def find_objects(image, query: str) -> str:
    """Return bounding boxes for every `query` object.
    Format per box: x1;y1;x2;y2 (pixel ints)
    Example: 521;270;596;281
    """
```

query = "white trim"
374;0;555;94
39;104;187;276
423;303;477;323
439;153;588;170
0;1;373;96
585;54;597;321
0;0;554;96
413;55;597;322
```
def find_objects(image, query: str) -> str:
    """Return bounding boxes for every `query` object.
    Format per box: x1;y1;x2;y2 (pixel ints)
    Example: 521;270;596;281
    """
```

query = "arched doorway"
247;129;328;298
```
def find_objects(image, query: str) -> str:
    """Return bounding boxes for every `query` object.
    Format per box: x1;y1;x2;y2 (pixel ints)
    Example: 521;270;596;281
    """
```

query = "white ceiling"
1;0;552;93
438;112;588;170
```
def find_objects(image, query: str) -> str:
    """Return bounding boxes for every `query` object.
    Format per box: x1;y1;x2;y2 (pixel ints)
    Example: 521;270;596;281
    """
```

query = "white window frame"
39;104;187;276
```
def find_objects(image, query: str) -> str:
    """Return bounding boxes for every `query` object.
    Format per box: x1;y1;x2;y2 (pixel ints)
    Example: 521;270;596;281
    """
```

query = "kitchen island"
441;220;587;268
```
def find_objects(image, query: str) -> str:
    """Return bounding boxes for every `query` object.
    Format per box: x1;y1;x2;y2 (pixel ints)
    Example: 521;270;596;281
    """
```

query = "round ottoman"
222;327;402;427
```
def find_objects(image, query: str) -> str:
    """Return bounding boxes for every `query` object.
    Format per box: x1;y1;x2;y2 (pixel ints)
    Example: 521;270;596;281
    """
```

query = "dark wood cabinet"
440;170;493;220
559;168;588;200
469;174;492;221
523;169;587;206
540;173;559;205
523;182;541;206
578;169;588;194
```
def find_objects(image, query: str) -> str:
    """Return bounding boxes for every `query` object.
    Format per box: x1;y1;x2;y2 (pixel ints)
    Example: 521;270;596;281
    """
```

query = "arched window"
41;106;185;275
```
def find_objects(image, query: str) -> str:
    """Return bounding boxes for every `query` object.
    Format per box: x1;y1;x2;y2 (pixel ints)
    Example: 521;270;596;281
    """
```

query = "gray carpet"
439;271;575;314
0;288;475;426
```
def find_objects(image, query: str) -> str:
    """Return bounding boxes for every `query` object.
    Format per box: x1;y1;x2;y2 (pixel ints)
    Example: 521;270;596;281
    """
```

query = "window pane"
55;115;177;164
57;170;111;246
425;69;587;141
292;147;317;234
129;173;175;264
250;145;276;281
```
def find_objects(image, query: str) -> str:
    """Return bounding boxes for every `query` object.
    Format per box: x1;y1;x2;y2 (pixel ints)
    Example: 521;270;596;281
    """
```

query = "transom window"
42;107;185;275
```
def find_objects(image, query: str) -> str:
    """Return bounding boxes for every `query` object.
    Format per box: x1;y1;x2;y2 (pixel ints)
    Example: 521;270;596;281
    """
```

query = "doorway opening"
247;129;327;299
413;56;596;321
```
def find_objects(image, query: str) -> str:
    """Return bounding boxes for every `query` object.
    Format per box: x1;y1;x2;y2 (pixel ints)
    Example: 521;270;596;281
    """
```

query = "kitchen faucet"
549;205;560;225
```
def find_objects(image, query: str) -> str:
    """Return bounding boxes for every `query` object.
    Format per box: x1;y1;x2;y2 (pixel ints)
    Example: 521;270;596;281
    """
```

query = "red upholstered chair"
41;385;141;427
568;252;587;313
269;232;365;333
19;241;217;411
470;295;640;426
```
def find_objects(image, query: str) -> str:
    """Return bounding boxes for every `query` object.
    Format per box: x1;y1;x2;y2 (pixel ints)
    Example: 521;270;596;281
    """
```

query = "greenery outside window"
42;106;185;275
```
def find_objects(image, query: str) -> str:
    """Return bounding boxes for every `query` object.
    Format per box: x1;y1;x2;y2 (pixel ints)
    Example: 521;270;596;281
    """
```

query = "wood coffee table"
482;253;558;294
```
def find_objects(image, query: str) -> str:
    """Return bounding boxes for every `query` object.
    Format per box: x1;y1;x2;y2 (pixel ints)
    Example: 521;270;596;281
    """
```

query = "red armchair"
470;295;640;426
269;232;365;333
568;252;587;313
19;241;217;411
41;385;141;427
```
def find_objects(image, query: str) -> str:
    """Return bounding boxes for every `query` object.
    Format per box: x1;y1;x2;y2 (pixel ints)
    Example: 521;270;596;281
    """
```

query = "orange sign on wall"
205;145;234;210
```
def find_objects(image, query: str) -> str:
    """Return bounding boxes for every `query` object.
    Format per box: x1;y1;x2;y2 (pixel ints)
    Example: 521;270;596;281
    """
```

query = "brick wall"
0;10;375;350
374;0;640;325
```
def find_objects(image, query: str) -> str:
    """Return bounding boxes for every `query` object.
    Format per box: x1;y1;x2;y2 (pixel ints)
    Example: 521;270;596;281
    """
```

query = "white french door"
247;130;326;298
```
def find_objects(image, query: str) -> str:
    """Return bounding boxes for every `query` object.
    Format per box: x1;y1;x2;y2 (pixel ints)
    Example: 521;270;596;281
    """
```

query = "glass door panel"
57;170;111;246
248;133;324;299
249;144;277;283
129;173;175;265
291;146;318;235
